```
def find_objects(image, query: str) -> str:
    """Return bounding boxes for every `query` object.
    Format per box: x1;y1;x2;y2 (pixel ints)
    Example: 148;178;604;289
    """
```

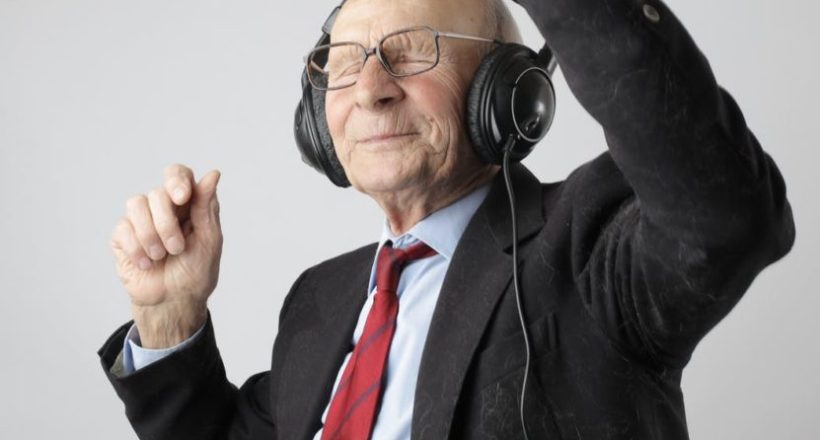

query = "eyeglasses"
304;25;500;91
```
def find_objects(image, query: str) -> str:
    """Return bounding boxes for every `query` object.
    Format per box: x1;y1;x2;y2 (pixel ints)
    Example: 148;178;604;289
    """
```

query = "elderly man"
99;0;794;438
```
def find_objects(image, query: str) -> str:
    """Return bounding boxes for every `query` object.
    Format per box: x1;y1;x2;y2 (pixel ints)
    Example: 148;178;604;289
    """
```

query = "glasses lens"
308;43;364;90
380;28;438;76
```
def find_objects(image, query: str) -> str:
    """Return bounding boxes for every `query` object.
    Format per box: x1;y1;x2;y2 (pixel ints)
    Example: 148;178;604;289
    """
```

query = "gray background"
1;0;817;438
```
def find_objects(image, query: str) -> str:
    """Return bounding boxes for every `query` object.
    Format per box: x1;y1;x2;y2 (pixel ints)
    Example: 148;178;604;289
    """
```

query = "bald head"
483;0;523;44
334;0;521;44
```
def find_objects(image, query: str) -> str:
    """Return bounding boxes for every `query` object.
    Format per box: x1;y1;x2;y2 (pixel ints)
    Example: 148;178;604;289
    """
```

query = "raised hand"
110;164;223;348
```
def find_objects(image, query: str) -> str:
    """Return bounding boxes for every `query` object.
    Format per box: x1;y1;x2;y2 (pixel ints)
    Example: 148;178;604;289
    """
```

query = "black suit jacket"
99;1;795;438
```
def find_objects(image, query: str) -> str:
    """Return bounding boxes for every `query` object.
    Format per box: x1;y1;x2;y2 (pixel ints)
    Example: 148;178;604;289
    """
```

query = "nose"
354;53;404;111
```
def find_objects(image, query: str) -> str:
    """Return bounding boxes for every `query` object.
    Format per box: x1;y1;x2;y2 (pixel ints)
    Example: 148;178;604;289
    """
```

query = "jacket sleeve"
516;0;795;368
98;311;276;440
98;271;311;439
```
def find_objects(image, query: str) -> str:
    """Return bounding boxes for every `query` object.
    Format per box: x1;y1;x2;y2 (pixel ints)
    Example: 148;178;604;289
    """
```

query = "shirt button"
643;4;661;23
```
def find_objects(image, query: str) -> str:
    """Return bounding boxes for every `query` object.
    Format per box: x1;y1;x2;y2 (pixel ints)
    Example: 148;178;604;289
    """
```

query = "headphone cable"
502;136;532;440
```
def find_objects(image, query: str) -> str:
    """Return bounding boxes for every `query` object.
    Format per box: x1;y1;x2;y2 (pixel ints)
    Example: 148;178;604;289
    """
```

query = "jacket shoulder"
279;242;377;321
306;242;378;278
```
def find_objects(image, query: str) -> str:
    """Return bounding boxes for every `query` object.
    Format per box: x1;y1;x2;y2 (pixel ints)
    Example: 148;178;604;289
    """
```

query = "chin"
349;162;425;196
353;172;411;195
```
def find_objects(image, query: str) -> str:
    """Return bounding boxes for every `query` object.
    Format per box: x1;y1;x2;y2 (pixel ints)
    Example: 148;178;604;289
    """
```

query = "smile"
358;132;418;144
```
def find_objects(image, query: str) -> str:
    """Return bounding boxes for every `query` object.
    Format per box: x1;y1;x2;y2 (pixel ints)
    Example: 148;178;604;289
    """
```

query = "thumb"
190;169;221;231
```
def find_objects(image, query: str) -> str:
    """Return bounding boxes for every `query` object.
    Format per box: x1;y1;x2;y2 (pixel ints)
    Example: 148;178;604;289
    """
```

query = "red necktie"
321;240;437;440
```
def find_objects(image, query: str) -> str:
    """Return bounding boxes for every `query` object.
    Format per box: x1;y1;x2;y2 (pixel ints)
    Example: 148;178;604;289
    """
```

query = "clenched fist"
110;164;223;348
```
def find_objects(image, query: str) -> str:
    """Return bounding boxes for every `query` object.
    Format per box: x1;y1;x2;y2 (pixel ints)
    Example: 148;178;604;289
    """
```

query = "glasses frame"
304;25;501;91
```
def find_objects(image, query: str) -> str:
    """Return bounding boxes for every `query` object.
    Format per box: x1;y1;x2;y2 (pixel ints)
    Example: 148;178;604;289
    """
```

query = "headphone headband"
322;2;345;35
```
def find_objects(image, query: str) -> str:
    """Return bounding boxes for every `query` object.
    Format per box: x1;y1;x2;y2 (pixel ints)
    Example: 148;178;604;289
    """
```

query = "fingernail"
173;187;186;203
149;244;165;260
138;257;152;270
167;236;184;254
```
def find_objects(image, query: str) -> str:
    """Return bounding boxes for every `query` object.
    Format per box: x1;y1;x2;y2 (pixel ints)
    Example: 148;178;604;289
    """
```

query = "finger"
163;163;196;206
190;169;221;231
148;187;185;255
111;217;153;271
125;194;166;261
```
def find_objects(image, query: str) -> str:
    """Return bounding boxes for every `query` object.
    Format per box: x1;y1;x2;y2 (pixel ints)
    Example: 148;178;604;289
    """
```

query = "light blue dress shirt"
122;183;491;439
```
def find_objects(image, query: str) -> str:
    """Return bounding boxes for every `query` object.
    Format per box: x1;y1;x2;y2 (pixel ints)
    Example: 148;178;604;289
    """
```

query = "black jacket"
99;1;795;438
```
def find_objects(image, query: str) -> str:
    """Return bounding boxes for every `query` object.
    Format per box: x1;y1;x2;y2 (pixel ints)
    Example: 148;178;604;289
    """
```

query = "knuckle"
125;194;147;212
111;218;129;239
113;216;128;230
148;199;179;233
165;162;192;178
129;216;157;241
125;243;143;259
164;176;181;190
148;186;167;201
120;234;140;256
154;218;179;238
164;163;181;175
132;226;156;244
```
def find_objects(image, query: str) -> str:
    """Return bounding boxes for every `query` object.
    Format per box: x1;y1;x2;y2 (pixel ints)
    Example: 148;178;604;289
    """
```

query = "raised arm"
516;0;795;367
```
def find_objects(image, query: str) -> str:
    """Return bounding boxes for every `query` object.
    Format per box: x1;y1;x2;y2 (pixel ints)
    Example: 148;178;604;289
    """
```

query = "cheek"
411;71;470;154
324;92;351;161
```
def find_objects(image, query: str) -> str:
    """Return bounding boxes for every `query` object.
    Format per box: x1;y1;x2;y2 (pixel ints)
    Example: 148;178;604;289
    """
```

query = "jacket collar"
411;163;545;438
365;182;492;295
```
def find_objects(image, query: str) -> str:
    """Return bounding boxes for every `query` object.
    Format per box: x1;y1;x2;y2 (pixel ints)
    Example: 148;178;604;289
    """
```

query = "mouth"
358;132;418;144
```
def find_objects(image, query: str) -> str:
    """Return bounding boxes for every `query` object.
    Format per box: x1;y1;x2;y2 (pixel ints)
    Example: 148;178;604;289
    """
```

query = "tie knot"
376;240;437;293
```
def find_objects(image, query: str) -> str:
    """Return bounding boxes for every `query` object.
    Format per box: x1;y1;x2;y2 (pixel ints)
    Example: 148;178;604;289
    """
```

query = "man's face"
325;0;493;199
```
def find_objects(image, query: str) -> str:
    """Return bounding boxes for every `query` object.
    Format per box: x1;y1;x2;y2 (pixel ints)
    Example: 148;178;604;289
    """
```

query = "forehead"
331;0;487;44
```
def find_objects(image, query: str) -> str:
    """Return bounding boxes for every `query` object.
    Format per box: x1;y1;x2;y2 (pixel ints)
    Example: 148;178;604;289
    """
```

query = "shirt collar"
366;182;492;293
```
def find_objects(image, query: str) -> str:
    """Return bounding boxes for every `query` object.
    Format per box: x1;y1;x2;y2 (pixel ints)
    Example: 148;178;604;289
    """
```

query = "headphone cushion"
466;43;536;165
311;87;350;187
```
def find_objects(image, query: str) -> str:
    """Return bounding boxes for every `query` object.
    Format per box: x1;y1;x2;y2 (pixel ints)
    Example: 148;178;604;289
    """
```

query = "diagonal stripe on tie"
321;240;437;440
325;379;382;440
332;316;397;395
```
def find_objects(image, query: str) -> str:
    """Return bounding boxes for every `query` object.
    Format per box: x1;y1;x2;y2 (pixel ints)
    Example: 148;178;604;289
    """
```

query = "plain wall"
0;0;817;438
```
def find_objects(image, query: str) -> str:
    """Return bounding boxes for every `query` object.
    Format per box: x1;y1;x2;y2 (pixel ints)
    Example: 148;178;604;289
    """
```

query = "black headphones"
293;1;557;188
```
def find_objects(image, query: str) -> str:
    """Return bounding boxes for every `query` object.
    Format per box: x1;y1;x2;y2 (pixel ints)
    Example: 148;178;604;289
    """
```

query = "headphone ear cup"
293;72;351;188
466;43;555;165
310;87;350;187
467;44;520;165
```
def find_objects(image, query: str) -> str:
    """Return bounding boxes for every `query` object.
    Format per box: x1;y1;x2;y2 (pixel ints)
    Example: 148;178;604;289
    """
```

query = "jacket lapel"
277;245;376;440
411;164;545;439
